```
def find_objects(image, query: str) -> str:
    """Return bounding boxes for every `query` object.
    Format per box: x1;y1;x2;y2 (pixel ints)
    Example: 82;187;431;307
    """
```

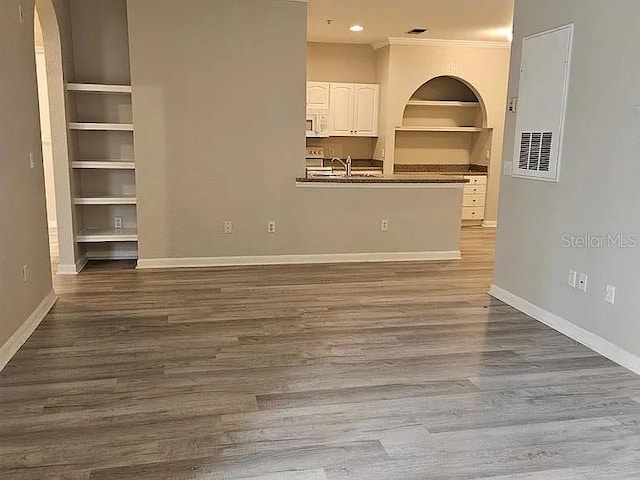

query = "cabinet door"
329;83;355;136
353;84;379;137
306;82;330;110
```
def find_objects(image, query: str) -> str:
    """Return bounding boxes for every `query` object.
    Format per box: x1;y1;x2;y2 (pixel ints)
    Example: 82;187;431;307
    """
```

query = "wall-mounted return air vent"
407;28;428;35
512;24;573;182
519;132;553;172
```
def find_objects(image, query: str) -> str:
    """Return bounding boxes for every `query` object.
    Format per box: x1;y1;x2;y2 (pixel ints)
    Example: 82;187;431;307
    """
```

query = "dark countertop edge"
295;177;469;185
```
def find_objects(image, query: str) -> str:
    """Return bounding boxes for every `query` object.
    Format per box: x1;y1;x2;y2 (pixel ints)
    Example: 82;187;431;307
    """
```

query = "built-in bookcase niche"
67;0;137;264
395;76;492;167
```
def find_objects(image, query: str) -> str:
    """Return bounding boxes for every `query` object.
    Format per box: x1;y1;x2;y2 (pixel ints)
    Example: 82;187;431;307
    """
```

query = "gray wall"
127;0;464;263
494;0;640;358
0;1;53;350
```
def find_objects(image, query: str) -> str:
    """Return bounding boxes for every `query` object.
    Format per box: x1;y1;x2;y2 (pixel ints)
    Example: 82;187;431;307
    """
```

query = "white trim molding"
489;284;640;376
138;251;462;270
374;37;511;50
57;255;88;275
482;221;498;228
0;290;57;372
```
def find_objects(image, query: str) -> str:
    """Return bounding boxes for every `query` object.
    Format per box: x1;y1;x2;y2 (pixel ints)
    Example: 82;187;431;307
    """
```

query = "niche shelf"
395;126;484;133
72;161;136;170
67;83;132;94
76;228;138;243
405;100;480;108
74;195;137;206
69;122;134;131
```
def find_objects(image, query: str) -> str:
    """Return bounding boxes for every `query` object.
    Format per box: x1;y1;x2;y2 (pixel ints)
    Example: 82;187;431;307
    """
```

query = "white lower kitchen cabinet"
462;175;487;223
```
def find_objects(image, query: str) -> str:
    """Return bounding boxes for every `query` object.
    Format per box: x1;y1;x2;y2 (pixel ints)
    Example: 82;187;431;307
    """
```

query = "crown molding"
373;37;511;50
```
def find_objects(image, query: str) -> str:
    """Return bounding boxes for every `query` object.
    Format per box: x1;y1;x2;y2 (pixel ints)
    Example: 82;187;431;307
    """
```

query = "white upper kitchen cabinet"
306;82;330;110
329;83;355;136
329;83;379;137
353;84;379;137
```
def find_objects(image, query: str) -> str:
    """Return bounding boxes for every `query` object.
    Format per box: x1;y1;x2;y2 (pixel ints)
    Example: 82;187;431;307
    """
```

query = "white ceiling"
307;0;514;45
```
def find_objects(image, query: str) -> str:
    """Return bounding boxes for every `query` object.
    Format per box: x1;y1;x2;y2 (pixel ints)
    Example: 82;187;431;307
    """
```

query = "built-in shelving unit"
76;228;138;243
67;83;132;94
395;76;492;225
57;1;138;270
68;80;138;262
72;161;136;170
69;122;134;131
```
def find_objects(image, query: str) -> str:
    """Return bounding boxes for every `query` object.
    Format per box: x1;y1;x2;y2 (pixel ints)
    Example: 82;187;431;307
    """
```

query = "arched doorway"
33;0;79;274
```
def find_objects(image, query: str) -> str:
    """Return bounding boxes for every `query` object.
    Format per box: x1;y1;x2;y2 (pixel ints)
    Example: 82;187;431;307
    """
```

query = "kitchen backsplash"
306;136;376;159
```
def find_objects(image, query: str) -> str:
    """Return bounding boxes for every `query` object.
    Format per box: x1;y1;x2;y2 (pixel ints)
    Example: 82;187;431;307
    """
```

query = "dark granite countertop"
394;164;489;176
296;175;469;185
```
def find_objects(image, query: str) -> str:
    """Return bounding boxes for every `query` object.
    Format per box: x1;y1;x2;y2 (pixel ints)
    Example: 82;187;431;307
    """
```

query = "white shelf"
67;83;132;94
72;161;135;170
406;100;480;108
74;195;137;205
396;126;484;133
77;228;138;243
69;122;134;131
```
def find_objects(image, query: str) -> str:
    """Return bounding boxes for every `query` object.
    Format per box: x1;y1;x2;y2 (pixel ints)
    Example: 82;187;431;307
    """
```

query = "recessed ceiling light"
350;24;365;33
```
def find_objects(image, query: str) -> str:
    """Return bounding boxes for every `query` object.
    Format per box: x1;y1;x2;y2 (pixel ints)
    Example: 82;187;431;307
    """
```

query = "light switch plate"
503;161;513;176
605;285;616;304
568;269;577;288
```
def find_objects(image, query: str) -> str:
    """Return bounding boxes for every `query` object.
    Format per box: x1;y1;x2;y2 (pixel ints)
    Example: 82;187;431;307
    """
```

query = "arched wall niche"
402;75;489;128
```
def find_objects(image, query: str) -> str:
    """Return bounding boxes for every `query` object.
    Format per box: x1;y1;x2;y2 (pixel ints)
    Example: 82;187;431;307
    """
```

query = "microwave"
306;110;329;138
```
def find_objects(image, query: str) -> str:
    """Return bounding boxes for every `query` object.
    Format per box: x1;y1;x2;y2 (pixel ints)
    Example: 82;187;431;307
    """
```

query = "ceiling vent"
407;28;428;35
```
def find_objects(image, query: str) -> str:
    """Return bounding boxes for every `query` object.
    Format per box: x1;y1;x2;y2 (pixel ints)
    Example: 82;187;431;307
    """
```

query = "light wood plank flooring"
2;228;640;479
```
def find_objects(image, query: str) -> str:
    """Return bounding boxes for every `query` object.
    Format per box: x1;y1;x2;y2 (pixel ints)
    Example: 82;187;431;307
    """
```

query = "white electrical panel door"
513;24;574;182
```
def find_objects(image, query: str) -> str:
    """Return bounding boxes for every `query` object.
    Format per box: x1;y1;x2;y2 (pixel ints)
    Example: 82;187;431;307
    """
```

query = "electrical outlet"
381;149;386;159
508;97;518;113
114;216;124;230
327;148;335;157
29;151;35;169
578;273;588;292
224;221;233;234
568;269;577;288
380;220;389;232
22;265;29;282
605;285;616;305
267;221;276;233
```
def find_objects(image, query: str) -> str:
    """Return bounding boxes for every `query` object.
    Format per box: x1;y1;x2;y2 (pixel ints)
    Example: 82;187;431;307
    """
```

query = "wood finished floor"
3;228;640;479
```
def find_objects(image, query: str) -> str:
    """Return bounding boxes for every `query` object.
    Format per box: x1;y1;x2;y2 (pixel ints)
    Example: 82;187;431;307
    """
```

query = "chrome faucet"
329;156;352;177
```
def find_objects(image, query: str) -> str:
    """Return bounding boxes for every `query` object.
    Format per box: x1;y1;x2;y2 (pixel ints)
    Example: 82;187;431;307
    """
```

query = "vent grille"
519;131;553;172
407;28;428;35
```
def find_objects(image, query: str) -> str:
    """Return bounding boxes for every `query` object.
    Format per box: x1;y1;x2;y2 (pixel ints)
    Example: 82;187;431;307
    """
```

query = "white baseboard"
489;284;640;376
57;255;88;275
482;221;498;228
137;250;462;269
0;290;57;372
